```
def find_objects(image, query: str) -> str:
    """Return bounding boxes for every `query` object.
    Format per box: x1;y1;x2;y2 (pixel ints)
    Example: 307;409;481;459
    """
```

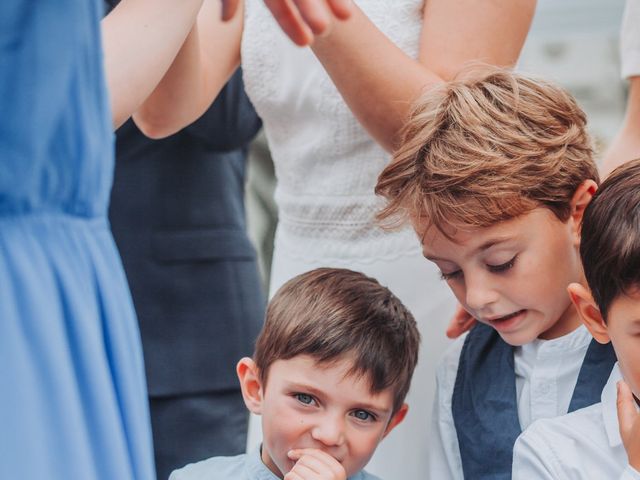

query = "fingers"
617;380;640;471
264;0;354;46
617;380;637;443
446;305;477;339
265;0;314;46
286;449;347;480
291;0;332;35
326;0;353;20
220;0;240;21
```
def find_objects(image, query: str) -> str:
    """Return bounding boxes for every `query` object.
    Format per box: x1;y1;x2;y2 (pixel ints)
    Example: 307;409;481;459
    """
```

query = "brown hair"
254;268;420;413
580;158;640;320
376;67;599;236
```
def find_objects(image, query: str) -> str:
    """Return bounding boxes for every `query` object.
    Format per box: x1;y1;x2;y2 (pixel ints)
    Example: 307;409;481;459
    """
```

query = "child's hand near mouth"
286;448;347;480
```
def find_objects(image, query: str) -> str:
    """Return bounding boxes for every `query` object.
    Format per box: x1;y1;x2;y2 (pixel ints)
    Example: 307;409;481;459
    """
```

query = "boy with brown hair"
170;267;420;480
375;68;617;479
512;159;640;479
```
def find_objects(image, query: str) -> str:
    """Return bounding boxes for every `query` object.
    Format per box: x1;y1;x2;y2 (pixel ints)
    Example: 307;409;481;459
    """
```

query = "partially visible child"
169;267;420;480
512;158;640;479
375;68;618;479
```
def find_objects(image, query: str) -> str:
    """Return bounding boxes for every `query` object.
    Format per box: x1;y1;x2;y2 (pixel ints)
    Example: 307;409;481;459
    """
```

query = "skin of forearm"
102;0;205;130
311;0;535;153
601;77;640;177
311;6;442;153
133;0;242;138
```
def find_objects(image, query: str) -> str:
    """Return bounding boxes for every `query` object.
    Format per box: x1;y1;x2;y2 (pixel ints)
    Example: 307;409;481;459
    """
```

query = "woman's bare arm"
601;77;640;177
311;0;536;152
132;0;243;138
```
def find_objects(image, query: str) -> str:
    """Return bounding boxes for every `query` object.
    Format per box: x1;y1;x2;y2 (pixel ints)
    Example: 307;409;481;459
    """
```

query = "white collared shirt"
512;364;640;480
429;325;593;480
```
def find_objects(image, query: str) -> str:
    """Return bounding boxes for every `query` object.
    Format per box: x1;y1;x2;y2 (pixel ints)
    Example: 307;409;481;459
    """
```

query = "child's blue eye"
351;409;375;421
295;393;315;405
487;255;517;273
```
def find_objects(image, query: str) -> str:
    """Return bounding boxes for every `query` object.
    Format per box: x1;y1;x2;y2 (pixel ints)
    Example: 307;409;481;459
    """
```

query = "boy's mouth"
485;309;526;330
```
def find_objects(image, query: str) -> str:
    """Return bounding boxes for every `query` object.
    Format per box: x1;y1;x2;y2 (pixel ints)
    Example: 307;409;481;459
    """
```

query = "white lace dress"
242;0;456;477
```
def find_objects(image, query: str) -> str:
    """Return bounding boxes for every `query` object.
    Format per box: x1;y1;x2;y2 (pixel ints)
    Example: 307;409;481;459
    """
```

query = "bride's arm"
311;0;536;152
263;0;353;46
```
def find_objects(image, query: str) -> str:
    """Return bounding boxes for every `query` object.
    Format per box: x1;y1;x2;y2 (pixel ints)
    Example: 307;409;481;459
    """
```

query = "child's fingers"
617;380;638;443
446;305;476;339
264;0;313;46
220;0;240;21
617;380;640;471
288;449;346;479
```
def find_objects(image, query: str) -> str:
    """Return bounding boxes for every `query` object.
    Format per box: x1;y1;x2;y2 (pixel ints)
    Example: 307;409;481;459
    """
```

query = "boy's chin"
493;328;537;347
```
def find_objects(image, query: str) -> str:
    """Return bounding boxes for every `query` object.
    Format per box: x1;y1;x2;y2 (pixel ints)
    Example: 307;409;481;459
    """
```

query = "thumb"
617;380;637;443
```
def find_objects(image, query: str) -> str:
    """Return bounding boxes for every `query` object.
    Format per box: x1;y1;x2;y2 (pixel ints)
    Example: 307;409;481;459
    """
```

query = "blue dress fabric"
0;1;155;479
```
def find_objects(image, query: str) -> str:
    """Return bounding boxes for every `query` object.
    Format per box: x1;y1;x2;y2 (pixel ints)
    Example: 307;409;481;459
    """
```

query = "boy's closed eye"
439;255;518;281
487;254;518;273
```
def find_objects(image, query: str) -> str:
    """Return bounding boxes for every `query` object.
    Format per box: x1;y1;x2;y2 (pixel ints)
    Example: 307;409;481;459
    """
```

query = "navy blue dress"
0;1;155;478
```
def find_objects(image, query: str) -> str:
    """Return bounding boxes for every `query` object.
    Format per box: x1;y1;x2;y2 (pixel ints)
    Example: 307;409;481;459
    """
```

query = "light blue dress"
0;1;155;479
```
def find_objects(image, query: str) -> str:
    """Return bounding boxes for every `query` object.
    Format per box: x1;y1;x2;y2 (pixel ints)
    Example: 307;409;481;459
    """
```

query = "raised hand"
617;380;640;472
285;448;347;480
446;304;477;339
264;0;353;46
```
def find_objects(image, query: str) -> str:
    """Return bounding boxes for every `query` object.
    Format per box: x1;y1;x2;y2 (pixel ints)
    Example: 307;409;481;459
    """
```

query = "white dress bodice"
242;0;425;261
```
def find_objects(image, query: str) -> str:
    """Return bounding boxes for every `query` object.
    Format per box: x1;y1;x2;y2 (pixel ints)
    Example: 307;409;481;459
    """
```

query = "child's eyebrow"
284;382;332;401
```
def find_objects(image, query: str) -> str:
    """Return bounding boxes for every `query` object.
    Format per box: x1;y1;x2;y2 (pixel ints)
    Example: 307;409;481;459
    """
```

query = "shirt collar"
245;446;281;480
520;324;592;359
244;446;371;480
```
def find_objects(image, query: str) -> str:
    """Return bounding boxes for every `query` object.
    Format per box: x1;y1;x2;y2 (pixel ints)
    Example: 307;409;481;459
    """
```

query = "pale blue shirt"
169;448;382;480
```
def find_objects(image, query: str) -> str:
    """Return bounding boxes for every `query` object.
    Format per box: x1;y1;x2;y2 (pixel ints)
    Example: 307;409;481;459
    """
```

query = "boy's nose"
310;415;346;447
464;274;499;313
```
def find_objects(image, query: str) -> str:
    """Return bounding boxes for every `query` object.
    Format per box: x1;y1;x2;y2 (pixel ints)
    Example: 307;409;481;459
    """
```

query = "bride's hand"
264;0;353;46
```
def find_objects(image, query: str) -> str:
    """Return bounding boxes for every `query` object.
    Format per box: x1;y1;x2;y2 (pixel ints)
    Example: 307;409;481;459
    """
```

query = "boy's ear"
569;179;598;244
237;357;264;415
383;403;409;439
567;282;610;344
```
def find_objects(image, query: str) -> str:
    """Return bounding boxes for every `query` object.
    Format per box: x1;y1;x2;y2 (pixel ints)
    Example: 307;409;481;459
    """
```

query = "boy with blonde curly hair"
375;68;617;479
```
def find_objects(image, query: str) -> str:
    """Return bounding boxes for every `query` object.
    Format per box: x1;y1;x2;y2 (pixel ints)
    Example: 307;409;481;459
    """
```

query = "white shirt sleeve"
621;466;640;480
512;426;565;480
621;0;640;78
428;336;466;480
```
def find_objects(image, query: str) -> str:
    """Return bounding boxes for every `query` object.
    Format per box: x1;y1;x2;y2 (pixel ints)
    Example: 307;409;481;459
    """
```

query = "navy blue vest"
452;323;616;479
